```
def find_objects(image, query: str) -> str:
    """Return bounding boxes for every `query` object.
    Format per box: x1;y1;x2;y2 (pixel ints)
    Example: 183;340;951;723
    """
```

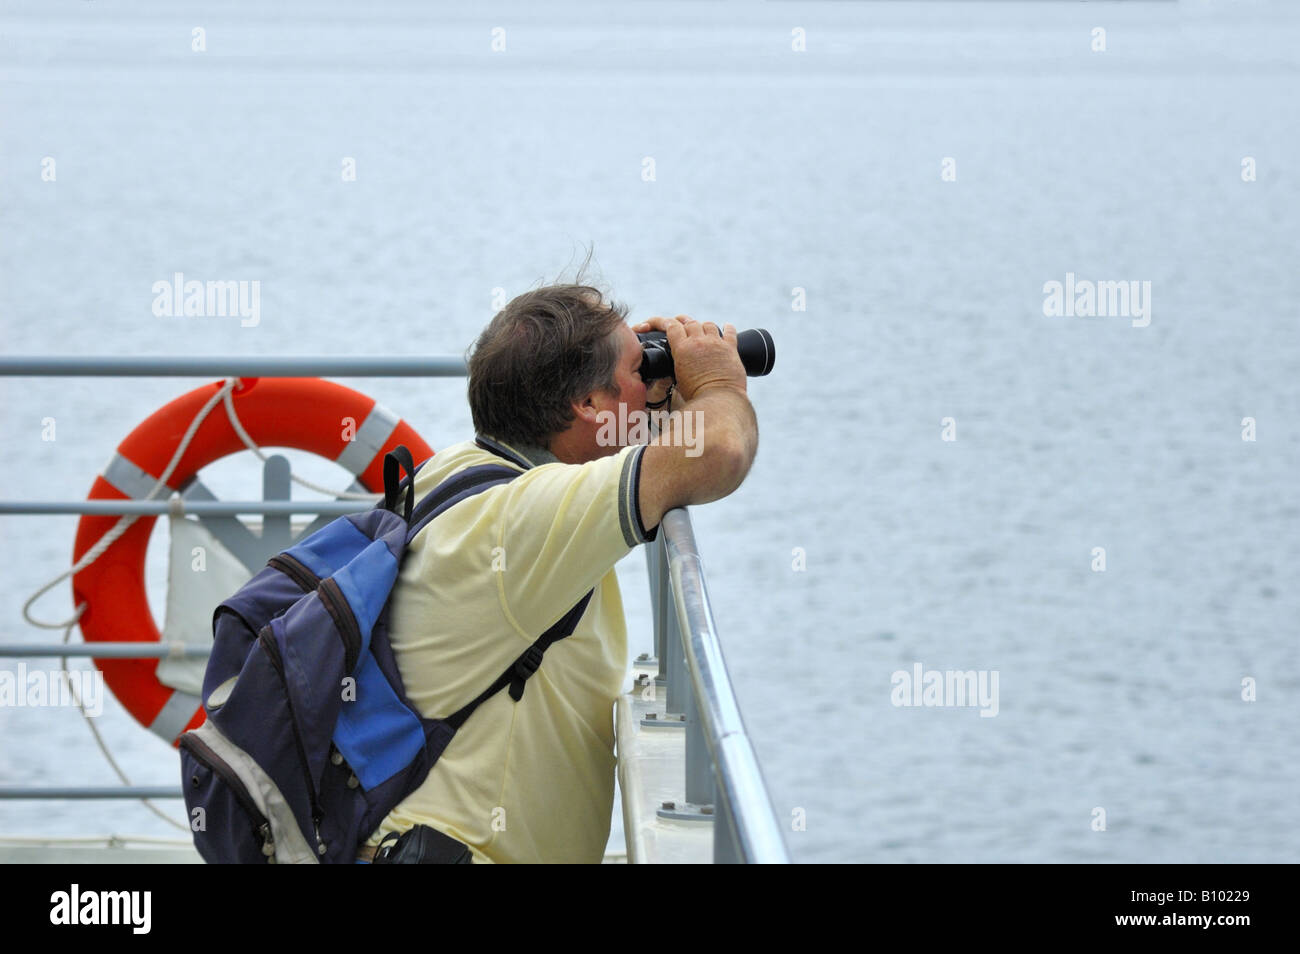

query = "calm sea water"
2;0;1298;862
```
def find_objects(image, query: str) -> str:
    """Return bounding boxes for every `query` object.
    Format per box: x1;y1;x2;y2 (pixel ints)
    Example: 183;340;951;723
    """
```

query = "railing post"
663;591;687;717
641;533;683;729
643;535;667;681
642;535;670;686
684;682;713;807
261;455;292;555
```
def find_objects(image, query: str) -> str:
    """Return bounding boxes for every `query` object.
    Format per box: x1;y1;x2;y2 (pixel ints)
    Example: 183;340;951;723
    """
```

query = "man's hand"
631;315;746;402
631;314;758;532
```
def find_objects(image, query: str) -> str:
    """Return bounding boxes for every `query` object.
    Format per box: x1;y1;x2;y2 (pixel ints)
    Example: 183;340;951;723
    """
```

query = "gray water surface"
1;0;1297;862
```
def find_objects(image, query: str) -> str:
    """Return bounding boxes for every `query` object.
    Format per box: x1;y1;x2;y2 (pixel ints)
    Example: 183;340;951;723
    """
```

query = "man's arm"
633;316;759;532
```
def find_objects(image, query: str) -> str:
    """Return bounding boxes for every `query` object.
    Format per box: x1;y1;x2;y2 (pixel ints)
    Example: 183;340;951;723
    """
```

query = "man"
363;282;758;863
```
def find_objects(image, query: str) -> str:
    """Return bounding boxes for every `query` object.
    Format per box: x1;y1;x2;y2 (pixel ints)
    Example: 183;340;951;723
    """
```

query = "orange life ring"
71;377;434;745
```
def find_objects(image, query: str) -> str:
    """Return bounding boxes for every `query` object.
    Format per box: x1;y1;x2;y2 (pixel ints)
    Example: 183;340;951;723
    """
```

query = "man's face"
606;323;649;413
578;323;651;457
555;320;672;463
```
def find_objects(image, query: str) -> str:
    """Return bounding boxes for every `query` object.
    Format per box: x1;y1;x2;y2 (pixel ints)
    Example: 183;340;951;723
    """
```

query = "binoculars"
636;328;776;382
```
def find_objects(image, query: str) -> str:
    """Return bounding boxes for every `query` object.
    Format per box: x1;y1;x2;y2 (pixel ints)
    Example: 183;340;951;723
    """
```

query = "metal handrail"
0;355;467;377
0;500;373;516
0;644;210;659
0;787;181;800
656;510;790;864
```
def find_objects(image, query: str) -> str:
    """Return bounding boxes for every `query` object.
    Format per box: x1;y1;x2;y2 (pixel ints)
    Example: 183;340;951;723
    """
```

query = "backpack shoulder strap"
382;443;596;725
406;463;519;542
380;444;520;541
444;589;594;730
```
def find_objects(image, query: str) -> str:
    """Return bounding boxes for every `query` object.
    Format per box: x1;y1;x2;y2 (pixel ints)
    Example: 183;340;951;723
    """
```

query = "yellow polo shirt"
365;434;656;863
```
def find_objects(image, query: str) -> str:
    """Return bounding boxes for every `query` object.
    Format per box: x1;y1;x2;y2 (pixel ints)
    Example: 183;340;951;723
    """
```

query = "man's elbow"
705;432;755;497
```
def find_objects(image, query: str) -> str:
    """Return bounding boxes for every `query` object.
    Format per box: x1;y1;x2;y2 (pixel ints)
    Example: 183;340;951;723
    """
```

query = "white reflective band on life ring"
103;453;172;500
149;689;203;743
334;401;400;475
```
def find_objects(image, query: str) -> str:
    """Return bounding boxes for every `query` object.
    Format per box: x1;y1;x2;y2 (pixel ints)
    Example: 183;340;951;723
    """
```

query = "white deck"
616;662;712;864
0;835;203;864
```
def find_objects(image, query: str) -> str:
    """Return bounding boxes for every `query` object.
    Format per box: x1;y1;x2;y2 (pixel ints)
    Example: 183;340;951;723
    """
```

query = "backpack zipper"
317;578;362;676
268;553;319;593
257;625;329;858
269;555;361;678
181;732;276;860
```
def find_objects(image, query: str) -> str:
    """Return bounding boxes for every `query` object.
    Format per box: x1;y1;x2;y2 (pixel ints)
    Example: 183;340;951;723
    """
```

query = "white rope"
23;375;383;629
17;375;384;832
56;619;189;832
22;378;239;631
18;379;245;830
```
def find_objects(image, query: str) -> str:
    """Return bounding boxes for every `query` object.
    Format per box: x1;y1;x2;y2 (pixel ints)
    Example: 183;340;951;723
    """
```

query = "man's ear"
571;390;602;425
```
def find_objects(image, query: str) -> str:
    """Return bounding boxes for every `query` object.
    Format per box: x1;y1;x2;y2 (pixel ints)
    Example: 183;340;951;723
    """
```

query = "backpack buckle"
508;645;545;701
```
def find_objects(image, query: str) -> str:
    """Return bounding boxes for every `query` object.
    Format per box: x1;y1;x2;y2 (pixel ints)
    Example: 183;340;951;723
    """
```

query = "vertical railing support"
684;682;713;807
663;589;687;717
261;455;292;554
644;534;667;683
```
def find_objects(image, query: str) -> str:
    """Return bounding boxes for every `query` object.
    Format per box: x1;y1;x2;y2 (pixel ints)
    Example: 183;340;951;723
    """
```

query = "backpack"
178;445;593;863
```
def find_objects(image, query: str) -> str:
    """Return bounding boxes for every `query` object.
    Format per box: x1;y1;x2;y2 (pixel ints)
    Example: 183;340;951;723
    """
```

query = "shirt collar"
474;433;559;470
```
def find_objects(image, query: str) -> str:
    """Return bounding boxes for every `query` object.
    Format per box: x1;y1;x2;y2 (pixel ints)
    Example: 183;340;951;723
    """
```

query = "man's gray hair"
468;280;628;449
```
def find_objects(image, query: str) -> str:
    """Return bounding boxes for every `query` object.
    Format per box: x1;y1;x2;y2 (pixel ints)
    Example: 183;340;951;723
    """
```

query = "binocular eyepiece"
636;327;776;381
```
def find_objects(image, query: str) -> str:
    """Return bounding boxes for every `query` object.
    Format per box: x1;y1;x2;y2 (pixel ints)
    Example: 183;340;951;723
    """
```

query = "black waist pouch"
373;825;473;864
